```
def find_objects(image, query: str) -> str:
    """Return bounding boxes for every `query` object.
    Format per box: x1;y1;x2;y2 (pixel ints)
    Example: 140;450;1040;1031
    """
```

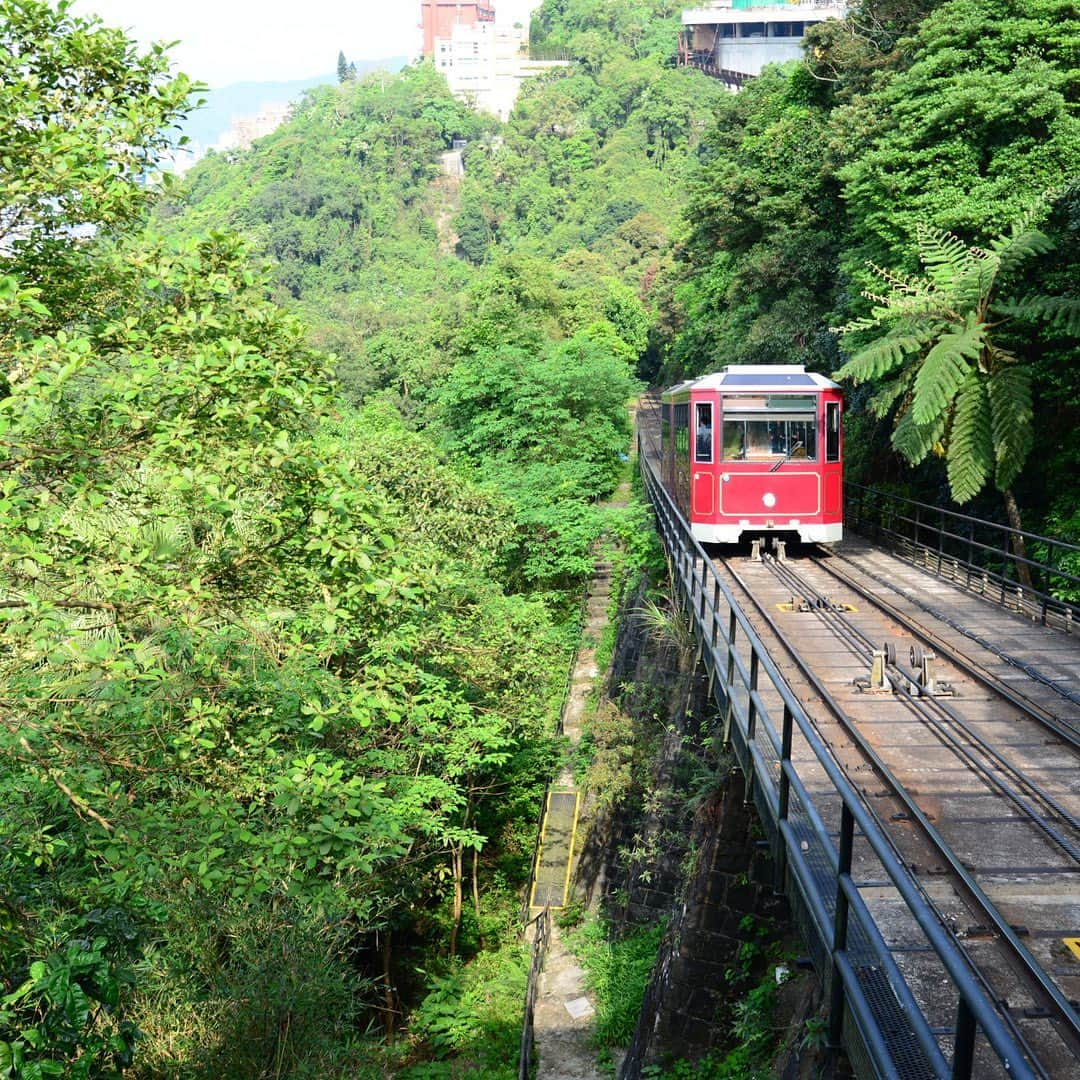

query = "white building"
431;8;567;120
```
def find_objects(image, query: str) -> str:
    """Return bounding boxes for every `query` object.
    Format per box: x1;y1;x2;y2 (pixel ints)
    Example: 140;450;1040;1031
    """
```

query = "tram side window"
673;403;690;457
723;420;745;460
826;402;841;462
695;402;713;462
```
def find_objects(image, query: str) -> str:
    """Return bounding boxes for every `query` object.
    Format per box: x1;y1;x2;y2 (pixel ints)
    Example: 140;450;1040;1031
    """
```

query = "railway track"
713;545;1080;1079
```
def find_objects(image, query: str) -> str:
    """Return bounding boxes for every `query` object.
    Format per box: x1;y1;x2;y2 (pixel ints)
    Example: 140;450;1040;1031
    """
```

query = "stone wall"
577;578;816;1075
621;769;791;1073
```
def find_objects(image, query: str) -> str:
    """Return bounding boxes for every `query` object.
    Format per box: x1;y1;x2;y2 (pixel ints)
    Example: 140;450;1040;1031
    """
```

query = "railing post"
967;520;975;590
1001;530;1011;604
775;703;793;892
951;996;977;1079
746;651;759;742
698;557;708;625
938;508;945;575
829;802;855;1051
743;650;760;806
721;609;737;747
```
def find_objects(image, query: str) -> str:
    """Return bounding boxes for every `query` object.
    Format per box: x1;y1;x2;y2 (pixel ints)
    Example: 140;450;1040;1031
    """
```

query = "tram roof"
662;365;839;399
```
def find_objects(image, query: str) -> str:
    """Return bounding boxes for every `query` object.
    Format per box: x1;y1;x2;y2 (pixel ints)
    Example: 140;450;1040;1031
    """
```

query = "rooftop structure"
680;1;848;88
420;1;496;59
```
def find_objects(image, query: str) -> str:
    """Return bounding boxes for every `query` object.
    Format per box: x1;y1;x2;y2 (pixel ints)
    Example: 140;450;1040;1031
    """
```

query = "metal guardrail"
637;442;1037;1080
680;57;750;87
846;483;1080;631
518;907;551;1080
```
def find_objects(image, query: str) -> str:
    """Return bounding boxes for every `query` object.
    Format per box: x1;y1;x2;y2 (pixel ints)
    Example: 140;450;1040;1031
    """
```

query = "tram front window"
722;418;816;460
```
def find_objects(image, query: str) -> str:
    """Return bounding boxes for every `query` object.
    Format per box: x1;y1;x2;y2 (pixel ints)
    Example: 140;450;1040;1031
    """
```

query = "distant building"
420;1;496;59
680;1;848;89
216;103;293;153
421;1;566;121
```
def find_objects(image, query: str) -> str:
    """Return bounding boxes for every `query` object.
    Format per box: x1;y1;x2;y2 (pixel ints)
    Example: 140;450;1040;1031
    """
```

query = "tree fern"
834;197;1065;508
946;374;993;503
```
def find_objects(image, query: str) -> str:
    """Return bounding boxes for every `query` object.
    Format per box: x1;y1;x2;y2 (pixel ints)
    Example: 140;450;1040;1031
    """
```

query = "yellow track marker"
530;790;580;910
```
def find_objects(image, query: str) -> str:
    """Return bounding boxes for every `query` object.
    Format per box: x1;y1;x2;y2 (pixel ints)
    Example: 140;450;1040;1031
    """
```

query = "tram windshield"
721;394;817;462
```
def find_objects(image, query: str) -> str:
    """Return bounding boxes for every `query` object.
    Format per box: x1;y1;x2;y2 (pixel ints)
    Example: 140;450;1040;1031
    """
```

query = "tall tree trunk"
472;844;484;950
1002;488;1035;591
382;929;396;1041
449;844;463;958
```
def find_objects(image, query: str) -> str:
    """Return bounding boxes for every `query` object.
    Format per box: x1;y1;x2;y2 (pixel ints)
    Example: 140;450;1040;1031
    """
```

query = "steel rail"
638;451;1038;1080
719;553;1080;1064
823;550;1080;741
766;556;1080;851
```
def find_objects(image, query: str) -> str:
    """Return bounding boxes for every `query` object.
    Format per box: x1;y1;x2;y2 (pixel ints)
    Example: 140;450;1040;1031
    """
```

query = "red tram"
660;365;843;545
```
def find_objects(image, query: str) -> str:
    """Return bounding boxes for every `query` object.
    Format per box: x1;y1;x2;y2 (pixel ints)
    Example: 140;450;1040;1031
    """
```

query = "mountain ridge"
177;57;408;160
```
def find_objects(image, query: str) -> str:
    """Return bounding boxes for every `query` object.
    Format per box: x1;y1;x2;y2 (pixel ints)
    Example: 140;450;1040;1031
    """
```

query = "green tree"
832;203;1080;573
0;0;197;331
836;0;1080;280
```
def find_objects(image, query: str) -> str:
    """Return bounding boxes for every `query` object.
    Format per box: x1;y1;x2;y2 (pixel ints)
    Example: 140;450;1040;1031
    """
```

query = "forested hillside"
671;0;1078;535
2;0;1077;1077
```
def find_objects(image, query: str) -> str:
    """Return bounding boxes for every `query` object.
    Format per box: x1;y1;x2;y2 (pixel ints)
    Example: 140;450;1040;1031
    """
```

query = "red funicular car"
660;364;843;545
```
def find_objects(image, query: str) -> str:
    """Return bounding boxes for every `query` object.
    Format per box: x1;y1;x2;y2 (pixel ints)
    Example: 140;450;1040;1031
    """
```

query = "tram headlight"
762;492;777;508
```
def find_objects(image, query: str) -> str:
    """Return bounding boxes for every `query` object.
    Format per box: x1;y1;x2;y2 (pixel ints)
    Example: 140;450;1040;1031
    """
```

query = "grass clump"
564;913;666;1048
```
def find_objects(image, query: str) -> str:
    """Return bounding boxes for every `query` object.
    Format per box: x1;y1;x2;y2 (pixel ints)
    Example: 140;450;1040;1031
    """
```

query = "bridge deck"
722;541;1080;1078
640;437;1080;1080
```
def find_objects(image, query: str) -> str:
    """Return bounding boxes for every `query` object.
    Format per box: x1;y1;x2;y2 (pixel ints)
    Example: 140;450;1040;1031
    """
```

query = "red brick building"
420;1;496;59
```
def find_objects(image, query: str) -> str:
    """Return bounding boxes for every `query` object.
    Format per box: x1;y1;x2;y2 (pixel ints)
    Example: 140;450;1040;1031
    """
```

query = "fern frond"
989;198;1053;279
946;373;993;503
910;312;983;425
868;370;914;417
987;364;1034;491
829;314;881;337
865;261;924;295
892;406;945;466
949;251;997;313
835;331;925;383
993;294;1080;335
917;226;974;288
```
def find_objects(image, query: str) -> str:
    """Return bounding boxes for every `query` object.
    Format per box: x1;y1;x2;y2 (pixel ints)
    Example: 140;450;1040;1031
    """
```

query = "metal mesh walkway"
530;790;580;909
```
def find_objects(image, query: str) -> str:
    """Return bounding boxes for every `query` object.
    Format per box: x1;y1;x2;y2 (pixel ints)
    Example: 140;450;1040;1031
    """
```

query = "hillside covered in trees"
1;0;1077;1077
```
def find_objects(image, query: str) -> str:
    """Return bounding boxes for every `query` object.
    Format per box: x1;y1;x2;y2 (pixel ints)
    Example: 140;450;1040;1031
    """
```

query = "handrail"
518;907;551;1080
636;419;1037;1079
845;482;1080;629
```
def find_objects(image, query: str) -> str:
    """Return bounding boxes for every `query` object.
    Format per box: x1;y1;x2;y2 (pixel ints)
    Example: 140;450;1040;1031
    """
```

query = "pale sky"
72;1;541;87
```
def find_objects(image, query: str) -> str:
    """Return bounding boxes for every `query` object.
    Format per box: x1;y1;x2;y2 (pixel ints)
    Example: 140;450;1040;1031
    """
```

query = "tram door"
692;401;715;517
822;397;843;515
